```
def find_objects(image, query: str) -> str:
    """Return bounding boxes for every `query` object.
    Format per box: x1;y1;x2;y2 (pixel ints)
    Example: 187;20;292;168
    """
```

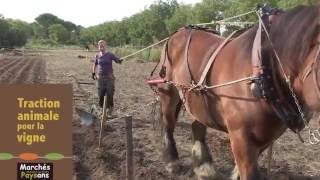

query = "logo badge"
17;163;53;180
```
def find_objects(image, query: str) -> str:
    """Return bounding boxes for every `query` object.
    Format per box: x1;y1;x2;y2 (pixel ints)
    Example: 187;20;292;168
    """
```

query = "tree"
6;28;28;47
79;28;95;47
8;19;33;38
48;24;70;44
277;0;318;9
35;13;61;37
0;18;28;47
126;13;154;45
0;18;10;47
4;0;318;48
166;4;196;32
35;13;78;43
61;21;77;32
68;25;83;44
30;22;46;39
148;0;179;40
35;13;60;28
224;0;278;23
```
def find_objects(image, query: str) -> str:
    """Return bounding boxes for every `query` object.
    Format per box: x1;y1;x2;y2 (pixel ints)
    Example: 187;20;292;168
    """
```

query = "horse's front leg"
191;120;219;180
229;130;261;180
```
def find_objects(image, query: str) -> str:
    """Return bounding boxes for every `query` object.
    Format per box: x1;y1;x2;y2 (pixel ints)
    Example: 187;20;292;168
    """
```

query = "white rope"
165;76;254;91
205;76;254;89
120;10;256;61
120;38;169;60
217;21;255;25
195;10;256;26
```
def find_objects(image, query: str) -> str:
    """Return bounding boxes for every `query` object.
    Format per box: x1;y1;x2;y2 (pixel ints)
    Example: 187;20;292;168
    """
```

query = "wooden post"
125;116;134;180
102;95;107;121
267;143;273;176
98;95;107;148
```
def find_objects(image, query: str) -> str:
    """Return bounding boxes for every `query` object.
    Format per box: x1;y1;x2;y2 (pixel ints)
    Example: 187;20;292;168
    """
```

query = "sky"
0;0;201;27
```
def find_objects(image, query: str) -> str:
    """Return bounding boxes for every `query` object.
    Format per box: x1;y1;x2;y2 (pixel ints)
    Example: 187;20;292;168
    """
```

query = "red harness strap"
146;78;166;85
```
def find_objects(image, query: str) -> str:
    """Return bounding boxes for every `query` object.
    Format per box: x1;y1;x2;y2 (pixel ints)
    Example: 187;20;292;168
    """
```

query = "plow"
74;81;100;126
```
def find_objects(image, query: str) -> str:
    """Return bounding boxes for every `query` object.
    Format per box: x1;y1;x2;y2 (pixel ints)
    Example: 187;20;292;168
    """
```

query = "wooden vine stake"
125;116;134;180
98;95;107;148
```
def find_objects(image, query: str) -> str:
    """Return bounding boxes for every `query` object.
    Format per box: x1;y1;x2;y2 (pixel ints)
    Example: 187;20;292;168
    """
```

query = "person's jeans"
97;78;115;109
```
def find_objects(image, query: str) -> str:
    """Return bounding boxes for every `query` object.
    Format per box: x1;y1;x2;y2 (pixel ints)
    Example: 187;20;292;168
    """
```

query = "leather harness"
250;16;320;132
250;17;305;132
151;22;320;133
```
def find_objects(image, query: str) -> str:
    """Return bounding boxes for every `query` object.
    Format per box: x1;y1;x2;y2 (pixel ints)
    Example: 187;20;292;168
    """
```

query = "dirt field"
0;49;319;180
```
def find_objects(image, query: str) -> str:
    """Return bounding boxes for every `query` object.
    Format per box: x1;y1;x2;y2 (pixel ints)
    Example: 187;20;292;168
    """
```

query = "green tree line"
0;0;318;48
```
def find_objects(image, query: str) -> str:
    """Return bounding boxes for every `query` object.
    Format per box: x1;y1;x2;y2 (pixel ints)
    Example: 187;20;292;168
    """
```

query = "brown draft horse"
153;5;320;180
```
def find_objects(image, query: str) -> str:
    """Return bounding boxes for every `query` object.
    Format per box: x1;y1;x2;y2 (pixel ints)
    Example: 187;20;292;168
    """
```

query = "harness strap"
251;19;263;76
149;25;220;81
302;64;313;82
196;30;238;87
270;102;304;132
181;29;195;116
184;28;194;84
312;45;320;99
301;41;320;100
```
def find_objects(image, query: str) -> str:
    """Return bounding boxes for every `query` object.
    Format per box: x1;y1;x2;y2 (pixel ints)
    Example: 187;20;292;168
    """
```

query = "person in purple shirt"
92;40;122;117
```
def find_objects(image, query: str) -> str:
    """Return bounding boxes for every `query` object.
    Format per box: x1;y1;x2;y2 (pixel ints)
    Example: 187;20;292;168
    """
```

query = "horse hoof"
194;162;219;180
230;166;240;180
165;161;180;174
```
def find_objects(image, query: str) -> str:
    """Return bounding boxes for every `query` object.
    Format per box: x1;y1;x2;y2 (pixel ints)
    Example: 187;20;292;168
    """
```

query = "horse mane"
269;5;320;74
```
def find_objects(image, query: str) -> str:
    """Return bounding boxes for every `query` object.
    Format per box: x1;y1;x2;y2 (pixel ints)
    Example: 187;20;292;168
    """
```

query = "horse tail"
159;41;169;78
149;40;169;78
151;98;162;133
149;40;168;135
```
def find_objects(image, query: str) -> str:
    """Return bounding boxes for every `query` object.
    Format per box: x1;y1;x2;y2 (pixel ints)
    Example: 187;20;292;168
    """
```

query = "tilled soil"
0;51;46;84
0;49;319;180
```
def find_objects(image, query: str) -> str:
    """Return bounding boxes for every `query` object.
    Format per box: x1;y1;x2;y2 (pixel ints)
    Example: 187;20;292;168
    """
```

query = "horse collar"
250;18;306;131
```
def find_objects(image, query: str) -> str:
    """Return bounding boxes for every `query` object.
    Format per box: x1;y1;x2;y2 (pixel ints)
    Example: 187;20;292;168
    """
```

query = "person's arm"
91;56;98;80
111;53;122;64
92;61;96;73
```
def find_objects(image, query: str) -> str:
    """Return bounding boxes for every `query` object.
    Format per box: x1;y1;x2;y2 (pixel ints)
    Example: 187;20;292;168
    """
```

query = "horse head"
268;5;320;113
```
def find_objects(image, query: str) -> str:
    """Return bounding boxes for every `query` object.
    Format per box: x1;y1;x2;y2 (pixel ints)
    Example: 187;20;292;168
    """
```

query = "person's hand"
91;72;96;80
118;58;123;64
